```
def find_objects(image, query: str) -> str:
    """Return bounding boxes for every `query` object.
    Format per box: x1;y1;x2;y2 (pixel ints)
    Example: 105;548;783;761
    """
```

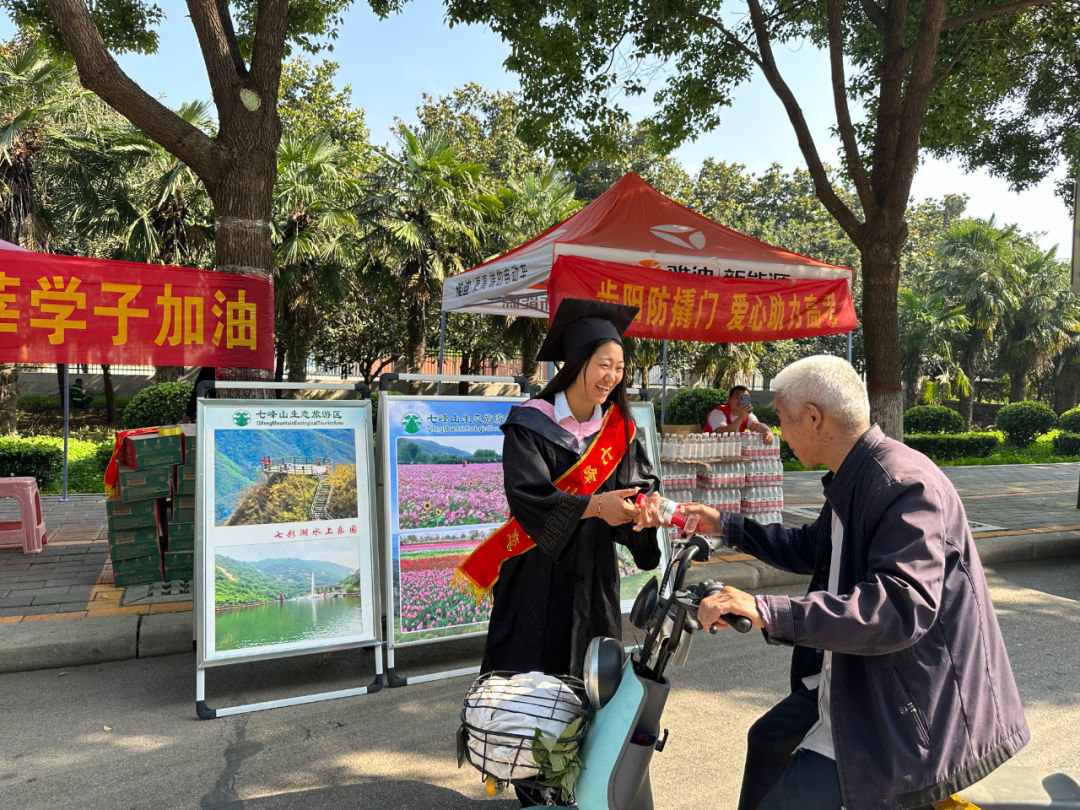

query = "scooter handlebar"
691;580;753;634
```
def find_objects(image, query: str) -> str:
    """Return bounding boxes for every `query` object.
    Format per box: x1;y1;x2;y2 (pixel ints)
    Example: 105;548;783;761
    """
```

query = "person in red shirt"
704;385;775;444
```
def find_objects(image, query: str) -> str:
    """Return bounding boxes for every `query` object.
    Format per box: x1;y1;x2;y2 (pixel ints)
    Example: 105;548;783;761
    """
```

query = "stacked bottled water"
739;433;784;524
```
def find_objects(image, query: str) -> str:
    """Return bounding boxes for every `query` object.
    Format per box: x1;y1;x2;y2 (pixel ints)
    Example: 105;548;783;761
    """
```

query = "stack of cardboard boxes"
105;425;198;587
107;429;179;586
165;424;197;581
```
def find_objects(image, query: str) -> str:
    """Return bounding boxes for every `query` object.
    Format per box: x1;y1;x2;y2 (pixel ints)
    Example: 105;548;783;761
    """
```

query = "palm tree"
897;287;968;410
996;243;1080;402
52;100;215;391
932;217;1019;428
360;127;501;382
0;38;87;433
498;166;581;382
690;340;762;389
272;133;362;384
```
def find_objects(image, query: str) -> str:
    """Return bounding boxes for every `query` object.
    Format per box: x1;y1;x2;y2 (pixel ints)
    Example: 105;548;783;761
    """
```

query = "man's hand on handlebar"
698;585;764;632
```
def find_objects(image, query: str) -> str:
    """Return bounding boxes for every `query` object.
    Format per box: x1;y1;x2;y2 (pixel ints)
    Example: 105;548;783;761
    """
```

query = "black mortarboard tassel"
536;297;640;364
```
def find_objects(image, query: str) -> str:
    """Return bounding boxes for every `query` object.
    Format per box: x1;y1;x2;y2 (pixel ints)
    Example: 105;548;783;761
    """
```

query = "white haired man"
637;355;1028;810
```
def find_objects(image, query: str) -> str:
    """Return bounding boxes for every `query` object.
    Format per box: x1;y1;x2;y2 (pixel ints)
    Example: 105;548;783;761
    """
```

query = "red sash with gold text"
453;404;635;598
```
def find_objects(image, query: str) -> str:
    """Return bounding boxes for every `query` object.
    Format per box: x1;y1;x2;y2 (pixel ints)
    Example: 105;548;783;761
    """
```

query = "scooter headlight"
584;636;625;709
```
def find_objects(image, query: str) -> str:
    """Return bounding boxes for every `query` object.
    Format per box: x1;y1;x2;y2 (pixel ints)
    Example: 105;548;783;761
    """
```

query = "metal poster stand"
378;373;531;687
193;380;383;719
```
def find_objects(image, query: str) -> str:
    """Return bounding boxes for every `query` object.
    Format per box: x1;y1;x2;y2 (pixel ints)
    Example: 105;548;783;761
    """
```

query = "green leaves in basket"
532;716;585;794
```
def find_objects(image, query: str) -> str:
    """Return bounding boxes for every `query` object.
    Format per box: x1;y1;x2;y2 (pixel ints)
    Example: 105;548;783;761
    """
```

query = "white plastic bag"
464;671;582;781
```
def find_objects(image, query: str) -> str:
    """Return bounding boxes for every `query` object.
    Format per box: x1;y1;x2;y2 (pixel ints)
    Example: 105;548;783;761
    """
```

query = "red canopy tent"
439;173;856;385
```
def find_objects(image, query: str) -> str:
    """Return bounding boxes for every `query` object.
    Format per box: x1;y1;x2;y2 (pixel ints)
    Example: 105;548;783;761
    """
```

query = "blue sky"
3;1;1073;254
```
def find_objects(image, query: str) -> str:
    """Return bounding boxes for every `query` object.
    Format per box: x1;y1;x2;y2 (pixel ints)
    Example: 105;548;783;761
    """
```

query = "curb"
2;533;1078;675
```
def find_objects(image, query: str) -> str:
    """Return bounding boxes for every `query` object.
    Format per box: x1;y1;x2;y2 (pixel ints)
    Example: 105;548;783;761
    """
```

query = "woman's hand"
633;492;663;531
590;487;640;527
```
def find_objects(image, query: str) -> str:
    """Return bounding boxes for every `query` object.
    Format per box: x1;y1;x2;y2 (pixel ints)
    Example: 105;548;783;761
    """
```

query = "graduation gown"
480;401;661;679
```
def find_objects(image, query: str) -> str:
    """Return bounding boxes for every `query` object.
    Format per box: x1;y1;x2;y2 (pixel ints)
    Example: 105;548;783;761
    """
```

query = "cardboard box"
112;553;162;576
117;464;171;503
167;521;194;544
123;432;183;470
164;568;193;582
173;464;196;496
114;569;163;587
164;550;193;569
170;495;195;524
166;535;194;552
180;423;197;461
109;534;161;562
105;497;158;532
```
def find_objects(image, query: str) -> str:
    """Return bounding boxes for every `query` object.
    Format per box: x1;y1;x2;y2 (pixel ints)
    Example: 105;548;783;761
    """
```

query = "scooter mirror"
630;577;660;630
584;636;625;709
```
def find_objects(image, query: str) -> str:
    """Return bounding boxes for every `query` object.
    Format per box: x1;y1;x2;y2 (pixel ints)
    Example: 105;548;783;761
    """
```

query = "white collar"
554;391;602;424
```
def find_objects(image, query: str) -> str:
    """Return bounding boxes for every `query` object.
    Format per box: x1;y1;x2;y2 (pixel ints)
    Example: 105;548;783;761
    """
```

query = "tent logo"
650;224;706;250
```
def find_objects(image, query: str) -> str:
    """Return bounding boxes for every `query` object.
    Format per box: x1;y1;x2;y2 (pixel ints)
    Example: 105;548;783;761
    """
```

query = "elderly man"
647;356;1028;810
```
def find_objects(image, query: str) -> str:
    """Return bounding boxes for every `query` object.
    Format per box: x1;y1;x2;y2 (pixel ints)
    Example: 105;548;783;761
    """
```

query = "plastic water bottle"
636;493;700;534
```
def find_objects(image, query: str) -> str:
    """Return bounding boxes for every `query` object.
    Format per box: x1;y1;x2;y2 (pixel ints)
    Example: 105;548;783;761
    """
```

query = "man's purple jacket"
726;426;1029;809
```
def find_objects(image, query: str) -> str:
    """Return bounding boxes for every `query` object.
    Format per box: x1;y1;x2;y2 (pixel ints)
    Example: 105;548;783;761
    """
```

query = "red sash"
453;403;635;598
103;426;160;496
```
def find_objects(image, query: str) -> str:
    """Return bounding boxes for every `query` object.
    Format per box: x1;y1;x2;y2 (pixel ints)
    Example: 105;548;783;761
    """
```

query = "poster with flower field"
382;396;522;647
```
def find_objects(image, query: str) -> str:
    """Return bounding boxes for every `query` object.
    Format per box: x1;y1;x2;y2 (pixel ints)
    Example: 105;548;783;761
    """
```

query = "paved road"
1;558;1077;810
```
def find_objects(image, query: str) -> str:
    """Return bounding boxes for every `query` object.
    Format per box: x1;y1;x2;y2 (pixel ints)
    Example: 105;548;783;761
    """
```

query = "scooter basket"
461;670;591;786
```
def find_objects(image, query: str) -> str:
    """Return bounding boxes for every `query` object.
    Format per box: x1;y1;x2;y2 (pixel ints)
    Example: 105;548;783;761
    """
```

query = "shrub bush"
0;437;63;488
95;438;119;471
661;388;728;427
1052;431;1080;457
903;404;964;434
993;401;1057;447
17;394;61;413
122;381;193;428
752;404;779;427
904;432;1000;460
1059;406;1080;434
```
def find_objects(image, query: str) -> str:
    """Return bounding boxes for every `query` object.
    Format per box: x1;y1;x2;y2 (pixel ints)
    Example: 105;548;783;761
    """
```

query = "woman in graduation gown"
471;297;662;682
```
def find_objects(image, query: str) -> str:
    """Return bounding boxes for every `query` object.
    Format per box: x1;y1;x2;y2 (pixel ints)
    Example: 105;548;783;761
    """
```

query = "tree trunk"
285;335;309;383
0;364;17;435
1009;369;1029;403
902;367;920;412
859;239;904;439
406;286;428;393
102;364;115;424
153;366;183;382
520;325;540;384
458;351;473;396
958;360;975;429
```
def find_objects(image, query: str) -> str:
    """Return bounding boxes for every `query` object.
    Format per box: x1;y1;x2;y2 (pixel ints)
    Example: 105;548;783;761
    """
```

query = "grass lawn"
32;433;115;494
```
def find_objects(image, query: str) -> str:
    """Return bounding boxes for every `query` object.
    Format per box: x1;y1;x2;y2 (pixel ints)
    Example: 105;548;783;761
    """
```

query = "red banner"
549;254;856;342
0;251;273;368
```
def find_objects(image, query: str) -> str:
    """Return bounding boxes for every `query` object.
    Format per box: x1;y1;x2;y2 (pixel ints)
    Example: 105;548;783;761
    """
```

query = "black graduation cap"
536;297;640;363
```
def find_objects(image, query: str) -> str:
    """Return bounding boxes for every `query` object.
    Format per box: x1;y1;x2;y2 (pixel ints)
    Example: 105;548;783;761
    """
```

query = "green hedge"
994;401;1057;447
0;437;63;488
903;404;964;434
122;381;193;428
1052;431;1080;456
1059;407;1080;434
903;432;1000;460
661;388;728;427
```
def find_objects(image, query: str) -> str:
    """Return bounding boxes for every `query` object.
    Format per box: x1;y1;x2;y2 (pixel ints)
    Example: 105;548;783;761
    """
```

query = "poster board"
380;395;671;668
196;398;379;669
380;396;523;655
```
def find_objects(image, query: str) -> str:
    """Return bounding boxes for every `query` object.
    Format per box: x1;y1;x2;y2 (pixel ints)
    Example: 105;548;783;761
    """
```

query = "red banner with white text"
0;251;273;368
549;254;856;342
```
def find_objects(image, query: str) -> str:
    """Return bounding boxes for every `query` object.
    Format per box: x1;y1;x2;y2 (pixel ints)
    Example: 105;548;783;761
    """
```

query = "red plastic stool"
0;476;48;554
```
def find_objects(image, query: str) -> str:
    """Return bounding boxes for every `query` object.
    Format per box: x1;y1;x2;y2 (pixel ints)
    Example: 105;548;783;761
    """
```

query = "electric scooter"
460;529;1080;809
460;534;747;808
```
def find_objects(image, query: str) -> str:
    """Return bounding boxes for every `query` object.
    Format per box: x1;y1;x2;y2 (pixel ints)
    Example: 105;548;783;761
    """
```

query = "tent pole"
437;312;447;396
660;340;668;428
847;330;853;364
61;363;69;502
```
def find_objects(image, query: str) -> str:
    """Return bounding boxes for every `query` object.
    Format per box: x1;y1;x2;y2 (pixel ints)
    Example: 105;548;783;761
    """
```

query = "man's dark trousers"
738;687;819;810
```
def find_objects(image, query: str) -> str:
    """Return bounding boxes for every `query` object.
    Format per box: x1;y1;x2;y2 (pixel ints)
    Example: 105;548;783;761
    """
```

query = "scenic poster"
197;400;378;665
383;397;521;647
